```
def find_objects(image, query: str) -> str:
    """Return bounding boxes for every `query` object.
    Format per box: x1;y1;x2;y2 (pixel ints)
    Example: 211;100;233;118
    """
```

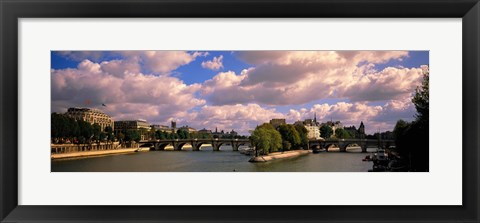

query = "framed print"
1;0;479;222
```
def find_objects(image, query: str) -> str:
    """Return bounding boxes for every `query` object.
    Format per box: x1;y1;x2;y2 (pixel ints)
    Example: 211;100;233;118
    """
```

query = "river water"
51;146;377;172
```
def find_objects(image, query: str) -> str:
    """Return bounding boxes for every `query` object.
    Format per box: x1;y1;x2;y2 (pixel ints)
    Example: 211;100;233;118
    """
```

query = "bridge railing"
139;138;251;143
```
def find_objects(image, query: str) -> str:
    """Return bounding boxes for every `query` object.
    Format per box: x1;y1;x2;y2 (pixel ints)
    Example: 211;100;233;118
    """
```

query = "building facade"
178;125;197;133
114;119;151;140
198;128;212;134
294;113;322;139
305;125;321;139
65;107;114;131
151;124;171;132
322;120;343;137
269;119;286;129
344;126;358;138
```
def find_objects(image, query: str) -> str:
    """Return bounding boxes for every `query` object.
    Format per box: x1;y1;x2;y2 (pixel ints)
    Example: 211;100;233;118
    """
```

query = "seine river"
52;146;377;172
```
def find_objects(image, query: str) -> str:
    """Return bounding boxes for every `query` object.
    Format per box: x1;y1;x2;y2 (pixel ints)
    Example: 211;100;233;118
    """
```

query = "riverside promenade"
51;147;148;160
249;150;311;162
51;141;147;160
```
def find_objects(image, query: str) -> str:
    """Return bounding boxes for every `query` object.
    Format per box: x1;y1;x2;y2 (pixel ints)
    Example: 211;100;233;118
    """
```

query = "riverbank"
249;150;311;162
51;148;147;160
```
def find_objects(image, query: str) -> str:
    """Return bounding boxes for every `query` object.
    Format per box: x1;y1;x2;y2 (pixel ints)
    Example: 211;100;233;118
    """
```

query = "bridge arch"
155;142;172;151
192;142;205;151
342;143;364;153
138;143;155;151
175;142;191;151
212;141;226;151
138;139;253;152
324;143;339;152
232;142;251;151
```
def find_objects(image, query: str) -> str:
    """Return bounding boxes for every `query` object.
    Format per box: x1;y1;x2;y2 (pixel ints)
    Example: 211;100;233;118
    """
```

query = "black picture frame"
1;0;479;222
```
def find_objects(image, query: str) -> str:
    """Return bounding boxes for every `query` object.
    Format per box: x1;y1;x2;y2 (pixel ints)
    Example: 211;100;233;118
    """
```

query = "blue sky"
51;50;428;134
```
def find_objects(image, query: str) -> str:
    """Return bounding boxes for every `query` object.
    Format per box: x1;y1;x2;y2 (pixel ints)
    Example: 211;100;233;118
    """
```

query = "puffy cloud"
203;51;421;106
55;51;206;75
283;99;415;134
201;55;224;71
100;59;141;77
172;98;416;135
340;66;424;102
52;50;426;135
51;59;205;123
121;51;200;74
179;104;284;135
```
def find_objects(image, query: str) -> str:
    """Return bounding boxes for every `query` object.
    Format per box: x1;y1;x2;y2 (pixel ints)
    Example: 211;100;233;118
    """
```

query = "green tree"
78;120;93;140
320;125;333;138
51;113;81;141
177;129;190;139
258;123;276;130
116;132;125;142
51;113;67;139
393;119;411;150
412;69;429;124
282;141;292;151
104;126;114;141
278;124;301;150
393;69;429;171
294;125;309;149
251;124;282;155
335;128;351;139
92;123;102;142
125;130;141;142
251;128;268;155
155;130;166;139
148;128;156;140
99;132;106;142
269;130;282;153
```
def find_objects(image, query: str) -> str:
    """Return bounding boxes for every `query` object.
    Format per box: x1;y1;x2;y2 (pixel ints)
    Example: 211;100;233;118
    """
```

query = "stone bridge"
308;139;395;153
139;138;252;151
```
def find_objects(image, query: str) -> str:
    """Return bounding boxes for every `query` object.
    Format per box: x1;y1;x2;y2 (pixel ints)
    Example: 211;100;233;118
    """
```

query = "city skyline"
51;50;429;135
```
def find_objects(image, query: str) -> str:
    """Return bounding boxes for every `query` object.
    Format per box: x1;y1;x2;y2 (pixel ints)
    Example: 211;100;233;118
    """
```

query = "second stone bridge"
308;139;395;152
139;138;252;151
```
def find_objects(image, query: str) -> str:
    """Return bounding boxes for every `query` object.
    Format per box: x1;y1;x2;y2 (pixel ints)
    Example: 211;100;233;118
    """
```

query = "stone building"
198;128;212;134
323;120;343;137
65;107;114;131
150;124;171;132
305;125;321;139
178;125;197;133
295;113;322;139
358;121;366;138
342;121;366;139
344;125;358;138
114;119;151;140
269;119;286;129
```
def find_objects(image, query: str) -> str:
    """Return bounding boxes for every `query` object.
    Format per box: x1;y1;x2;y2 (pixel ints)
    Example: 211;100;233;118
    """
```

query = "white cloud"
121;51;200;74
202;51;423;106
201;55;224;71
52;51;426;135
177;103;284;135
51;59;205;123
340;66;424;102
100;59;141;77
282;99;416;134
56;51;204;75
